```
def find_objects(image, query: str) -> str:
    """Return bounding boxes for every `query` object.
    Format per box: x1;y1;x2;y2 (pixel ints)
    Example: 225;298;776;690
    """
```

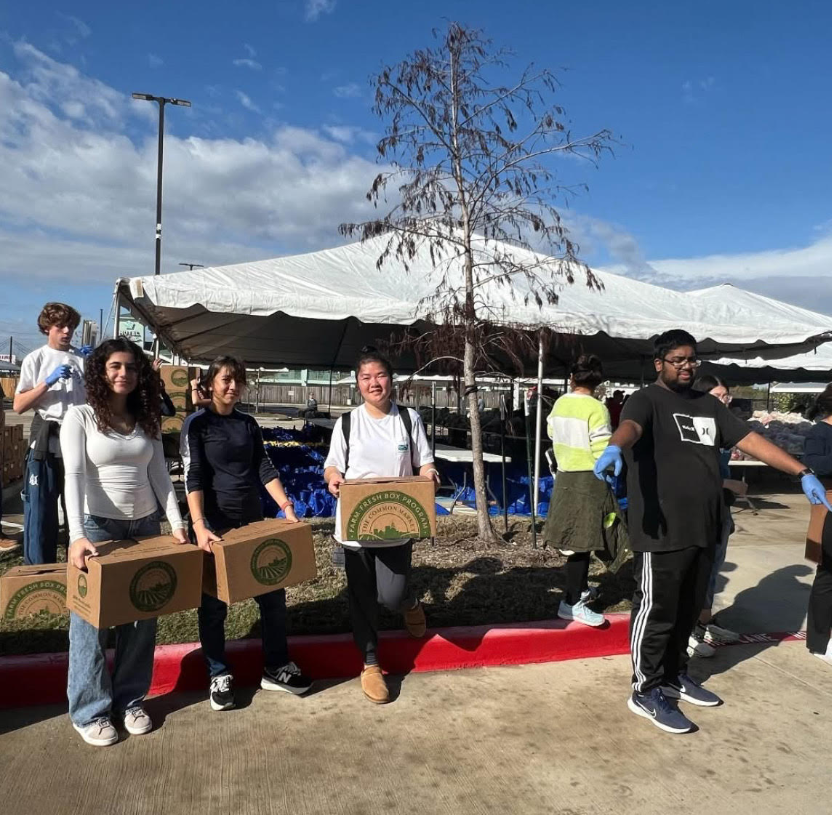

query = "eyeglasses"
662;356;701;369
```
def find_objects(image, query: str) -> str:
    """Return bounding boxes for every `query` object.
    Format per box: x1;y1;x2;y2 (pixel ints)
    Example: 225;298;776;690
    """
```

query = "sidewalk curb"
0;616;807;709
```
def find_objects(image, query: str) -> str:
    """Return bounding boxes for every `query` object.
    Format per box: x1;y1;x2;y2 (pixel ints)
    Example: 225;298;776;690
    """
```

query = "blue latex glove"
802;473;832;512
593;445;623;483
80;345;94;357
45;364;72;387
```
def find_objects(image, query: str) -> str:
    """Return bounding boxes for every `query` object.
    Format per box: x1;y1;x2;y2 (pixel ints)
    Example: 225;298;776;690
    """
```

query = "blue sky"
1;0;831;350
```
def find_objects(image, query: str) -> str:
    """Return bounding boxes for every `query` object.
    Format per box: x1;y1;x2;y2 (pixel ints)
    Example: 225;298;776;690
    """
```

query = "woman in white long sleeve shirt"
60;338;188;747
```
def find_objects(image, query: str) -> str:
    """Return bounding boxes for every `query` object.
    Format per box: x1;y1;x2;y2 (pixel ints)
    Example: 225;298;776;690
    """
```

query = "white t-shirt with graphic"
16;345;86;455
324;403;434;549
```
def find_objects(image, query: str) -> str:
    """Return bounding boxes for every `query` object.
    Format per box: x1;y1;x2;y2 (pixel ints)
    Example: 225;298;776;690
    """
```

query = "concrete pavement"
2;642;830;815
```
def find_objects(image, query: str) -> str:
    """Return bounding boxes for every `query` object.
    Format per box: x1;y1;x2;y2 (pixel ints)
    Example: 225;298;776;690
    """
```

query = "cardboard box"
159;365;200;435
202;519;318;605
0;564;67;620
66;536;203;628
805;498;831;564
339;476;436;542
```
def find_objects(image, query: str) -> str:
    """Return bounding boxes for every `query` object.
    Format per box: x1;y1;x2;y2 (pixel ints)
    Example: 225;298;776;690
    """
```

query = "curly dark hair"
84;339;160;438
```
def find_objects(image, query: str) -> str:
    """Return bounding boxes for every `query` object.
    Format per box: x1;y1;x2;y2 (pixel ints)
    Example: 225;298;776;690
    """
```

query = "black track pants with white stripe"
629;545;713;693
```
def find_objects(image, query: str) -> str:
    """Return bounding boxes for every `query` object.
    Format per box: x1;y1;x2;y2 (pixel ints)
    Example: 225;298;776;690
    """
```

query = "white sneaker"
687;635;716;658
558;599;606;628
73;717;119;747
812;652;832;666
123;706;153;735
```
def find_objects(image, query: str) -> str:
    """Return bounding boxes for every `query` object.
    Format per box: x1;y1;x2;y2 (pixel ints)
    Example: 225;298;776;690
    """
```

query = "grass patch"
0;516;634;656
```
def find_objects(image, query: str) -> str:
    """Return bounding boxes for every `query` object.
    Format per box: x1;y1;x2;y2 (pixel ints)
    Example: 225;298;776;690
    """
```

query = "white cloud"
0;43;384;292
333;82;362;99
148;53;164;68
57;13;92;40
234;90;261;112
322;124;376;145
243;43;257;58
305;0;337;21
233;58;262;71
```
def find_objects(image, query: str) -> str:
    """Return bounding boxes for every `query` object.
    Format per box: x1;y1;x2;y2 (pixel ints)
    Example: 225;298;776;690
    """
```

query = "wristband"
192;517;205;526
279;500;294;511
798;468;814;479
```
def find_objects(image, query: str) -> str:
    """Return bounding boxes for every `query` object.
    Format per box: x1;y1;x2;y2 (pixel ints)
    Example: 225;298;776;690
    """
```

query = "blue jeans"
23;452;64;564
198;589;289;678
67;512;160;726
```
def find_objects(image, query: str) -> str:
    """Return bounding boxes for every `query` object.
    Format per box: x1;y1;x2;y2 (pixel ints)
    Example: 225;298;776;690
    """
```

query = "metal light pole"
131;93;192;275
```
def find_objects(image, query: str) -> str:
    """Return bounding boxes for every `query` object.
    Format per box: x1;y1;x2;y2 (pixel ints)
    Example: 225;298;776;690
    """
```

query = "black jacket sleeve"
184;414;206;494
250;416;280;486
160;390;176;418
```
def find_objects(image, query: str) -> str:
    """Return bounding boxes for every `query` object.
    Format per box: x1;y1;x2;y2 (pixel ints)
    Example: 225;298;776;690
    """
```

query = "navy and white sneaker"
628;688;694;734
209;673;236;711
261;661;312;695
661;673;722;707
581;586;600;603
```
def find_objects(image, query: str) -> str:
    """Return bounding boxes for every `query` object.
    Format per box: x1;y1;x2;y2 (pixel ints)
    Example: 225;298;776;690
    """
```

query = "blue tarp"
257;426;624;518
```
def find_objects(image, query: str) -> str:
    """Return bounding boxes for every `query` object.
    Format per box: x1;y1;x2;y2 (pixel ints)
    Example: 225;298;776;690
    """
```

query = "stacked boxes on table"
160;365;200;436
1;424;25;484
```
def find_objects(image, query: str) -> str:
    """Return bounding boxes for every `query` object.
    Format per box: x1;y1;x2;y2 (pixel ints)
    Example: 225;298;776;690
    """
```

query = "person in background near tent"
182;356;312;712
687;375;742;658
543;355;627;627
60;338;188;747
189;375;212;410
324;347;440;705
804;384;832;664
14;303;91;564
151;358;177;418
595;329;832;735
606;390;625;430
0;379;21;552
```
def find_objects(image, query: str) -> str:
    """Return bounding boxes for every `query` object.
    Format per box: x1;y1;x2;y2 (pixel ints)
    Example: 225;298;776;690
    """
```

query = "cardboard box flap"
4;564;66;578
92;536;200;563
343;476;432;486
216;518;303;544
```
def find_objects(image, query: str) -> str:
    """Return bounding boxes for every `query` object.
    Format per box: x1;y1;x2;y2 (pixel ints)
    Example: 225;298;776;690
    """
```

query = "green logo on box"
250;539;292;585
346;490;431;540
170;369;189;388
129;561;177;612
4;580;66;620
78;574;88;598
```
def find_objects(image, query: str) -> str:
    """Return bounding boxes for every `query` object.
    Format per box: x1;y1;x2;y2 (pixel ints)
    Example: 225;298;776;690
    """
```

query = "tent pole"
113;291;122;340
533;331;544;529
524;387;537;549
431;381;437;459
327;368;334;416
766;382;771;411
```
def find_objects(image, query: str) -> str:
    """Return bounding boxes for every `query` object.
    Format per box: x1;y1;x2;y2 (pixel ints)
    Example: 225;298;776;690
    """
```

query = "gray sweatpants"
343;542;415;665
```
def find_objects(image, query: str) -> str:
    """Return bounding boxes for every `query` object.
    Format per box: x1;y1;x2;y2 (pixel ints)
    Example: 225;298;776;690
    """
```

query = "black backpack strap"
398;406;418;474
342;410;352;474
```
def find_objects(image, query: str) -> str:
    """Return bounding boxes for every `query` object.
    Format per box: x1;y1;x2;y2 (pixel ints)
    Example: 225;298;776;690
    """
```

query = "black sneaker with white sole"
661;673;722;707
261;661;312;695
209;673;236;711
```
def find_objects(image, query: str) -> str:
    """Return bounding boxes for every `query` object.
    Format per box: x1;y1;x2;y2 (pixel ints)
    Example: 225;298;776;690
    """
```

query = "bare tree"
341;22;613;543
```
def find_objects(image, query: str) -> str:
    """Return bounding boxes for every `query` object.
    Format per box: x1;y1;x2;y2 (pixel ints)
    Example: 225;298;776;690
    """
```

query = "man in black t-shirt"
595;330;832;735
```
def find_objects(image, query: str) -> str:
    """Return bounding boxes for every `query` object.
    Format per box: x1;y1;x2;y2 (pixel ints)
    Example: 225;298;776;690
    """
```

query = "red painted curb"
0;616;807;709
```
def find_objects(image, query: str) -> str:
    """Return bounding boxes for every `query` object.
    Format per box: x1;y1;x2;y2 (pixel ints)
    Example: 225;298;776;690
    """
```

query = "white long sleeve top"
60;405;186;543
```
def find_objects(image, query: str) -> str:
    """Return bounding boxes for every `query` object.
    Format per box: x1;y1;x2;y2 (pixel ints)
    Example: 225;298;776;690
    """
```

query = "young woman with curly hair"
59;338;188;747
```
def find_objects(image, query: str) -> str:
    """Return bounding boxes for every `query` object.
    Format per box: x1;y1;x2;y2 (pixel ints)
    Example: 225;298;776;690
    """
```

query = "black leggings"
807;513;832;654
564;552;591;605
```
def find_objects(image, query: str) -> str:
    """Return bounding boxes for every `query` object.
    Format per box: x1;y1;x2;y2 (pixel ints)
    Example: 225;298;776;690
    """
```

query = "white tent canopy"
118;234;832;377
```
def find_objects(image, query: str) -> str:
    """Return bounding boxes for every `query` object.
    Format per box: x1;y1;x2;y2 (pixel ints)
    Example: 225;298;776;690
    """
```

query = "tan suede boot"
403;601;427;638
360;665;389;704
0;535;20;553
